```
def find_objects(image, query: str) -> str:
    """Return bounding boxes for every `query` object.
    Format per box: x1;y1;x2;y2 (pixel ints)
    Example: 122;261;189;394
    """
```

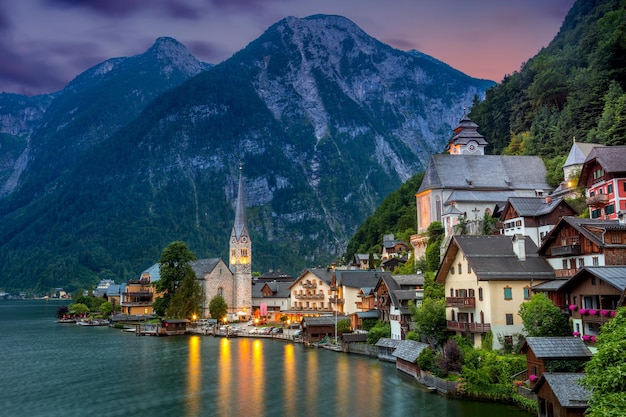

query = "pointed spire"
233;163;247;239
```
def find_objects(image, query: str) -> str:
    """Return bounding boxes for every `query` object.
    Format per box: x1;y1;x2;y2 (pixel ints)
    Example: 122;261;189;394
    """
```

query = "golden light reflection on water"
335;354;349;412
357;360;382;416
217;338;231;416
283;344;295;416
186;336;201;417
306;349;318;416
216;338;265;416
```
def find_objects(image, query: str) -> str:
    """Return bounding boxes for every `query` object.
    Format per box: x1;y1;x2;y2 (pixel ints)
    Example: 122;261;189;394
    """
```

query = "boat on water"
56;319;76;324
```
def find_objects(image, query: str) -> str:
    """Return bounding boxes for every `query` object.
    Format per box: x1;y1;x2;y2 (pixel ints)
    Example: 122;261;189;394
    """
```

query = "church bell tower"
229;164;252;317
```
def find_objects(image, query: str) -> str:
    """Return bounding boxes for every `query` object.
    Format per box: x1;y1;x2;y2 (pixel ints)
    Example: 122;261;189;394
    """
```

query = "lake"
0;300;531;417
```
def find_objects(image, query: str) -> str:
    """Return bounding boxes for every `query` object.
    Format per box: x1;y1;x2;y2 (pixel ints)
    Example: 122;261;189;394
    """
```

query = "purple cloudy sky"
1;0;575;96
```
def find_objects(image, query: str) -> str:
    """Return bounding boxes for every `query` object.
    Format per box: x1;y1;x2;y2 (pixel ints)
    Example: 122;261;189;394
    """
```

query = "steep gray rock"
0;15;494;291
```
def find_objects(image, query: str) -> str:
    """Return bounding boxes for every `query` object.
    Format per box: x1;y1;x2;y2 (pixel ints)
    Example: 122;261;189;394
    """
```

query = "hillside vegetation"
469;0;625;183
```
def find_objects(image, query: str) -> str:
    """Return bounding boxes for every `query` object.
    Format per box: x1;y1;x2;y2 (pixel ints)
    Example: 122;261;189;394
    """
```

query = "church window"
457;263;462;274
218;287;223;297
241;249;248;257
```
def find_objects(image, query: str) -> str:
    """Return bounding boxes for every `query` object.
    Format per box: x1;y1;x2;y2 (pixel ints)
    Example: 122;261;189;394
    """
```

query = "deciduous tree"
582;307;626;417
208;295;228;322
518;293;570;337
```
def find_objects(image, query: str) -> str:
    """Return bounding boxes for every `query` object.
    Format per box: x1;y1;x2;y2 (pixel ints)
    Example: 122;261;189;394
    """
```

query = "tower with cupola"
229;164;252;318
447;114;488;155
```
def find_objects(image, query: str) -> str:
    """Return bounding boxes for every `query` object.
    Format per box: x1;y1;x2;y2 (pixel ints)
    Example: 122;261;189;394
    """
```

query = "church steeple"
230;164;251;268
447;113;488;155
233;163;247;240
229;163;252;318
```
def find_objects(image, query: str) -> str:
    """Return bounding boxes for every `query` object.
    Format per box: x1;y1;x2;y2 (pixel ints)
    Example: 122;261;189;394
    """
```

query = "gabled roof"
383;240;408;249
375;274;423;311
142;263;161;282
532;279;568;292
504;196;573;218
521;337;592;359
563;141;603;169
437;235;555;283
391;274;424;288
417;154;550;194
392;340;430;363
302;316;337;327
251;280;291;298
375;337;400;349
531;373;590;408
336;270;389;289
191;258;225;277
290;267;334;289
560;266;626;296
538;217;626;255
354;310;379;319
579;145;626;183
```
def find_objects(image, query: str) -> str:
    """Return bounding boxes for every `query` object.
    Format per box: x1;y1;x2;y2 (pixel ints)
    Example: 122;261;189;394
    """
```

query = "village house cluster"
91;116;626;416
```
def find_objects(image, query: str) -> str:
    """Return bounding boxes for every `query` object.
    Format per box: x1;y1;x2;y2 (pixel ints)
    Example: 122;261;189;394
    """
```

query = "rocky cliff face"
0;15;493;291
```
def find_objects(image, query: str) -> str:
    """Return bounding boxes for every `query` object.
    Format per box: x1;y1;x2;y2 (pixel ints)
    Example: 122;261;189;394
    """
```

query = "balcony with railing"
446;297;476;308
555;268;580;278
301;281;317;289
586;194;609;207
447;320;491;333
551;244;581;256
328;296;345;305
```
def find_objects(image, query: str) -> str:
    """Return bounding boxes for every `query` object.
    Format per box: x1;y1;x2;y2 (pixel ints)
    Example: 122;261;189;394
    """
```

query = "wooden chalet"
560;266;626;348
538;216;626;279
392;340;429;379
520;337;592;385
532;373;590;417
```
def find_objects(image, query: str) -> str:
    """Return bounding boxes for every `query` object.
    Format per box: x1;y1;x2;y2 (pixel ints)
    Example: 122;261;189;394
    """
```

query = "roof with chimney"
579;145;626;181
436;235;556;283
502;196;575;218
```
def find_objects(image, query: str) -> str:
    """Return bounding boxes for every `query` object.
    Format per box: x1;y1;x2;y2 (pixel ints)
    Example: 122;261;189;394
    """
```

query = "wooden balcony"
555;268;580;278
301;282;317;289
586;194;609;206
446;297;475;308
551;244;581;256
447;320;491;333
329;296;345;305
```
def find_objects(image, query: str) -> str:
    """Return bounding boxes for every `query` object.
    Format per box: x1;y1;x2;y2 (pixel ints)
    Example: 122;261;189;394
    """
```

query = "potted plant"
588;309;597;315
529;374;538;383
568;304;577;311
579;308;588;315
573;331;580;337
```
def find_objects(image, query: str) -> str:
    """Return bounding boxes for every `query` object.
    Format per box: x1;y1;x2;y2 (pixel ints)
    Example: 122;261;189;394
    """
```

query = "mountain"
0;37;211;203
0;15;493;292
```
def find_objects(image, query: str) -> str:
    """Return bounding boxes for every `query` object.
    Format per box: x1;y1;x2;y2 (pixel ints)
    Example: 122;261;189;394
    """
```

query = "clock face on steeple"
467;140;477;153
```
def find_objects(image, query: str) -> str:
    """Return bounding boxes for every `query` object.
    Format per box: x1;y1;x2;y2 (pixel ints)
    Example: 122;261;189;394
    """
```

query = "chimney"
512;234;526;261
545;196;552;204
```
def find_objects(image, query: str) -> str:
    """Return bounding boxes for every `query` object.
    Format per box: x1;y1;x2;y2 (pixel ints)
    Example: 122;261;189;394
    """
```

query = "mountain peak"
146;36;211;76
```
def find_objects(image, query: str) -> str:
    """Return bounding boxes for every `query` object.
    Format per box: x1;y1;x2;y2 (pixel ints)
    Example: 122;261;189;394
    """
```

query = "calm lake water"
0;300;531;417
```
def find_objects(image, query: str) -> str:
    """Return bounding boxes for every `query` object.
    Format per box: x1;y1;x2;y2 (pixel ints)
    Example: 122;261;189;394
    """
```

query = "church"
412;115;552;258
191;165;252;321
